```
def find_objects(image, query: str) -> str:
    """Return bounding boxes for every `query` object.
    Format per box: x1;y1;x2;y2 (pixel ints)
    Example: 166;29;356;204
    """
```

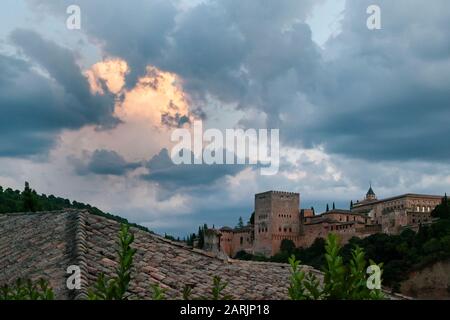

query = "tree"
198;226;204;249
249;212;255;225
326;204;329;212
280;239;296;255
432;196;450;219
22;182;38;212
332;202;336;210
350;200;353;209
237;216;244;229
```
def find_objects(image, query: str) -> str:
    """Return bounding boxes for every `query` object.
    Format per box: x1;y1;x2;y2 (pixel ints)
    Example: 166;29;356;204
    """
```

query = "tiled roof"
0;210;320;300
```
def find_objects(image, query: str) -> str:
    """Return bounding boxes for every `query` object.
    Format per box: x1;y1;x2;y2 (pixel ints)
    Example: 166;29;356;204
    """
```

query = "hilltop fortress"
205;188;443;257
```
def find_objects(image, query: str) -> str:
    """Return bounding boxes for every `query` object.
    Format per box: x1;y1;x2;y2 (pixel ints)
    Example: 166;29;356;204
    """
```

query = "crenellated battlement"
255;191;299;199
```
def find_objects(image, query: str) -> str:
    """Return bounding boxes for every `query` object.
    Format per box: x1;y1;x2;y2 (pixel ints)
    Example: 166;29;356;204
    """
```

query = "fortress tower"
254;191;301;256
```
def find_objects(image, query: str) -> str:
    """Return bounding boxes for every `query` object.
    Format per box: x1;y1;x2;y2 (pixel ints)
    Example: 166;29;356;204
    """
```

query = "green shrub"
0;278;54;300
288;234;385;300
88;224;137;300
150;284;166;300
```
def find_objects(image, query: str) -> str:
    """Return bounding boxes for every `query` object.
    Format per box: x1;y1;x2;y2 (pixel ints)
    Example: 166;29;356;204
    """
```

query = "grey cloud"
26;0;450;163
72;149;141;176
144;148;246;189
27;0;178;86
297;0;450;161
0;32;116;157
10;29;117;127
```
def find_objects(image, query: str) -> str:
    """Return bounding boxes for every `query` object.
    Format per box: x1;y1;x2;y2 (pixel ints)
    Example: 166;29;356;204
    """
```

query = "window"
240;237;243;245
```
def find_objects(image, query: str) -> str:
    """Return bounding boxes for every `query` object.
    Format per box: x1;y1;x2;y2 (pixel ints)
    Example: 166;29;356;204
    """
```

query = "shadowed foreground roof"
0;210;317;300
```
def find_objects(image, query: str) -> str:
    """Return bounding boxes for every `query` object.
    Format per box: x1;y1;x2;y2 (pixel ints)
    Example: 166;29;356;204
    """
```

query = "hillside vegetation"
0;182;152;233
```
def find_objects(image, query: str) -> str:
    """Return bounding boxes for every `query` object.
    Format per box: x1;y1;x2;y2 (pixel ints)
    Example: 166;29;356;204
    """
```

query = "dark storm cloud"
26;0;450;162
27;0;178;86
0;30;116;157
71;149;141;176
144;148;246;189
299;0;450;161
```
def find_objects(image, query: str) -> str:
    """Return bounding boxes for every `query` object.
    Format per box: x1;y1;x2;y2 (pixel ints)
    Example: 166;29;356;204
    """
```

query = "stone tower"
254;191;300;256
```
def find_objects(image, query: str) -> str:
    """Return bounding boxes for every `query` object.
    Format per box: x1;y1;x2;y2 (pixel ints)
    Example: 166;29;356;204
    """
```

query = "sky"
1;0;450;236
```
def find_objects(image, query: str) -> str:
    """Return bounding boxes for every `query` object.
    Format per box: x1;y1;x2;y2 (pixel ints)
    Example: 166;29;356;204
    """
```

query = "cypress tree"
22;181;38;212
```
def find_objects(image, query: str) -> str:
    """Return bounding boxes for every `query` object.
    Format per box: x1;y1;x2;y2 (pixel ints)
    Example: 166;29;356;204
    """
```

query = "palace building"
205;187;444;258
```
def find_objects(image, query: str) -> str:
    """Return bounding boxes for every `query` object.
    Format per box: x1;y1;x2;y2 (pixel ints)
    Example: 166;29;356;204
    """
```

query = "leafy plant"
288;234;385;300
211;276;232;300
150;284;166;300
182;284;193;300
197;276;233;300
0;278;54;300
88;224;137;300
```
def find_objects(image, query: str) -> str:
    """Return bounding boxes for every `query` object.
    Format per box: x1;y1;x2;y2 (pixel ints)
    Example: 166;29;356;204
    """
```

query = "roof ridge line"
152;233;231;263
72;211;89;300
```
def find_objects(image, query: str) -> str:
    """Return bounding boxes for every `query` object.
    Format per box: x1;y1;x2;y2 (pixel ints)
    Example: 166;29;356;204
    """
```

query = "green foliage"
188;224;209;249
0;278;54;300
0;183;153;234
22;182;39;212
209;276;233;300
182;284;193;300
288;234;385;300
323;234;346;298
288;255;321;300
237;217;244;229
432;194;450;219
150;284;166;300
280;239;296;255
88;224;137;300
186;233;197;247
234;250;269;261
249;212;255;225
